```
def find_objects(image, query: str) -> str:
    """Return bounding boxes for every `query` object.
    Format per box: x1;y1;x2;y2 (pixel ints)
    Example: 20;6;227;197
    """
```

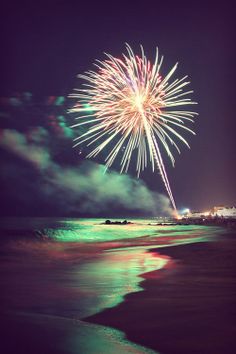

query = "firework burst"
69;44;198;210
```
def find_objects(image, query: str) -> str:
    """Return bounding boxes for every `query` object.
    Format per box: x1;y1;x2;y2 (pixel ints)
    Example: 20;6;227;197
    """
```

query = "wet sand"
85;233;236;354
0;219;234;354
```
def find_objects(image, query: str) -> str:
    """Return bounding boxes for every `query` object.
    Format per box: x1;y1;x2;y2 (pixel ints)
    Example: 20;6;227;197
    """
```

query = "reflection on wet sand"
0;218;225;353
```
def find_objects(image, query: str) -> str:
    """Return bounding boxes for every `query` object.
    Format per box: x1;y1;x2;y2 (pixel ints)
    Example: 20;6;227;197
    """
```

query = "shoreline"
84;232;236;354
1;220;234;354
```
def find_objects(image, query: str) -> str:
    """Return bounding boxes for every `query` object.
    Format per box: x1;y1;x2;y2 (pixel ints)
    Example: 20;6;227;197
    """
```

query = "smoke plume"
0;128;172;216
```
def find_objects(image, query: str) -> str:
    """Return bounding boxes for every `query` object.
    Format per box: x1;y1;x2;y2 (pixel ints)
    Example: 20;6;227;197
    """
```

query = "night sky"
0;1;235;216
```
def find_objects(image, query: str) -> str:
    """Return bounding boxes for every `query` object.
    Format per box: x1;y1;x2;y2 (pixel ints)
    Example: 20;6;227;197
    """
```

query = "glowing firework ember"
70;44;198;210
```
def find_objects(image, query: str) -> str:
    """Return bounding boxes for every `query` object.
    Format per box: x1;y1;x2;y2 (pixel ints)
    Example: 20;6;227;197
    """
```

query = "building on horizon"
212;206;236;218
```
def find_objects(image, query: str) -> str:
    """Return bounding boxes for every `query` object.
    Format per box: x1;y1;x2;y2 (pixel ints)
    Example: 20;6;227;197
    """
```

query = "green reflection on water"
44;218;222;243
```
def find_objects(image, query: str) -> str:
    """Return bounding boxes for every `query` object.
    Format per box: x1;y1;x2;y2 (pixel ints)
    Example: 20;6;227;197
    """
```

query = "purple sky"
0;1;235;216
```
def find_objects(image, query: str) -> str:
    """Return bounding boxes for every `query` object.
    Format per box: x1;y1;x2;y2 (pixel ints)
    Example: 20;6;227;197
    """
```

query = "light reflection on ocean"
0;217;223;243
0;217;224;354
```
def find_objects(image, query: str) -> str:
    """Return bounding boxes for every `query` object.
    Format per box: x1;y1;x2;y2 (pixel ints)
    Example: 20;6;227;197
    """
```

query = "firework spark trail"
69;44;198;211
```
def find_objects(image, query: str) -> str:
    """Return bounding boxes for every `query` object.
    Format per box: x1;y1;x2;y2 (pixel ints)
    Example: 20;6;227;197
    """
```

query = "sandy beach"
0;218;235;354
86;233;236;354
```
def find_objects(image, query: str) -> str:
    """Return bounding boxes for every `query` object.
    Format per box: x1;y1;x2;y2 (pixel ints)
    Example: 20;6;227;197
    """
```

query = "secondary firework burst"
69;44;198;210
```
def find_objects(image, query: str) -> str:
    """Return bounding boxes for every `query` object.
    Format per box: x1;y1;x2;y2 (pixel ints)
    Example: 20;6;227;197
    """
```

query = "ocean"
0;217;225;354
